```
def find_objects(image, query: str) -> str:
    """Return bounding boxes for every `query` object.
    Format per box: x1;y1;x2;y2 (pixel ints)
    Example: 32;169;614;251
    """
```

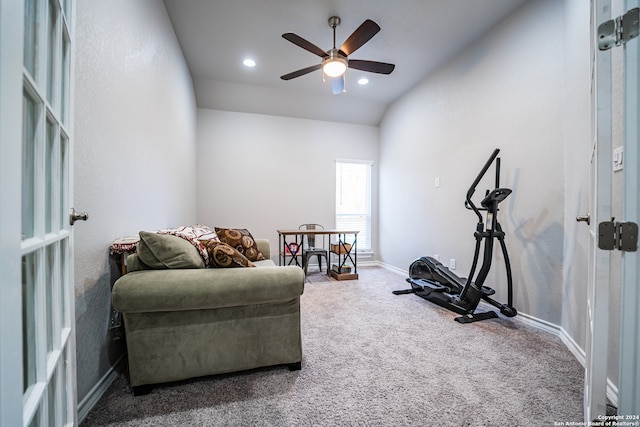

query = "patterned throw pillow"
201;240;255;268
214;227;265;262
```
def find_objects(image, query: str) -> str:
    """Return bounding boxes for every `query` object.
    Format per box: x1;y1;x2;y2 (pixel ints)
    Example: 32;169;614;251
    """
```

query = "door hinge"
598;218;638;252
598;7;639;51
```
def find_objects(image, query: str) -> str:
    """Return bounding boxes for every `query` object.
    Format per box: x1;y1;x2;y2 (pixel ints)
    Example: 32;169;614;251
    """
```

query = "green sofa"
111;233;305;395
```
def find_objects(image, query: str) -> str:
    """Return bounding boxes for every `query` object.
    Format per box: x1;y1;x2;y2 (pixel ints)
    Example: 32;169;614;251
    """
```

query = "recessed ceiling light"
358;78;369;85
243;58;256;67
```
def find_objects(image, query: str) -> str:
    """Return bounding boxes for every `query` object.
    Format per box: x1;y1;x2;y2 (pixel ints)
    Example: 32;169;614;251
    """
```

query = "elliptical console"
394;148;517;324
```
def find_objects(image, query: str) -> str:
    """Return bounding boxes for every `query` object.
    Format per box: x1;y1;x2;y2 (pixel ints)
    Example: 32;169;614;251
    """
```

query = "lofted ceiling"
163;0;529;126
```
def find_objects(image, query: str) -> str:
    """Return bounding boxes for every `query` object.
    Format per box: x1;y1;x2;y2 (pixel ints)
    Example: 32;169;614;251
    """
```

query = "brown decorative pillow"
201;240;255;268
214;227;265;262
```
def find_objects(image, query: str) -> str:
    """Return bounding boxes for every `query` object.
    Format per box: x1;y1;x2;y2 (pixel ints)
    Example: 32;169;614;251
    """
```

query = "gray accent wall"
379;0;567;324
195;109;379;257
73;0;197;403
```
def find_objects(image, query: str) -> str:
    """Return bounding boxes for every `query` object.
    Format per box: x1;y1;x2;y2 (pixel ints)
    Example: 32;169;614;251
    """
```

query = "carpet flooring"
82;266;584;426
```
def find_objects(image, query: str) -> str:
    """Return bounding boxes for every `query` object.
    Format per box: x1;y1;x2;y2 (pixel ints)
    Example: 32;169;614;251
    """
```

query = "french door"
618;0;640;415
1;0;77;425
584;0;612;420
586;0;640;419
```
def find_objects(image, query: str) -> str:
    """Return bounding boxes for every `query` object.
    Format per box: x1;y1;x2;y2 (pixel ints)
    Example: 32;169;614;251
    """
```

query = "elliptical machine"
393;148;517;324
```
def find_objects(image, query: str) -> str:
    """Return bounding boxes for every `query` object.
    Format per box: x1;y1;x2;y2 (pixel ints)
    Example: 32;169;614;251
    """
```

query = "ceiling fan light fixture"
322;49;348;77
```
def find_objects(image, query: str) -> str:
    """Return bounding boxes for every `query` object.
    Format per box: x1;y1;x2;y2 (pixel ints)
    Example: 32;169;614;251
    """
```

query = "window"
335;160;372;251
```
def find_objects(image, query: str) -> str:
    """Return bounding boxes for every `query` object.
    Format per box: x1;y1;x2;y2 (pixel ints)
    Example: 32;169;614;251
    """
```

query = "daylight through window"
335;160;372;251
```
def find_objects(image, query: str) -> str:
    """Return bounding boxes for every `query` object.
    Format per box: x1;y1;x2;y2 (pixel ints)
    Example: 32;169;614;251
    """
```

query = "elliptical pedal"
407;278;449;293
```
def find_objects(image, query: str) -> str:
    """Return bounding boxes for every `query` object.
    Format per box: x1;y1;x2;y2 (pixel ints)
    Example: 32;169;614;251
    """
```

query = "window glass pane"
59;133;68;230
61;31;70;125
22;253;38;393
24;0;38;79
47;0;58;105
46;245;55;353
46;119;55;234
336;162;372;250
22;91;38;240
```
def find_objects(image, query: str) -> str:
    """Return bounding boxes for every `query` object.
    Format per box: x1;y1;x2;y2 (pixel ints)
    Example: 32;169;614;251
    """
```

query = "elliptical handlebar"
465;148;500;223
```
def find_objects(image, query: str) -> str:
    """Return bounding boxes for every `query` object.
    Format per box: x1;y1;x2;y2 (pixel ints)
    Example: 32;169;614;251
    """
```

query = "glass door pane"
22;252;38;393
60;31;70;125
59;132;68;231
22;91;38;240
46;119;55;234
46;0;58;105
46;245;55;353
23;0;38;79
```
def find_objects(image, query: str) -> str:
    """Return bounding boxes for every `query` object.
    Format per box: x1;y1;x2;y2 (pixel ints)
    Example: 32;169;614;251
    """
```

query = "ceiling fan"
280;16;395;94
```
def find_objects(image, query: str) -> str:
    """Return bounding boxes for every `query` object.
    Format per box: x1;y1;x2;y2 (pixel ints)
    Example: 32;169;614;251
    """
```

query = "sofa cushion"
137;231;205;269
214;227;265;262
202;240;255;268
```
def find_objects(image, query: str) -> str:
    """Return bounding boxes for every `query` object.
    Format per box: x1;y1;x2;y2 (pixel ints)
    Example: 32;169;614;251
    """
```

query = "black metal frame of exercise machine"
393;148;518;324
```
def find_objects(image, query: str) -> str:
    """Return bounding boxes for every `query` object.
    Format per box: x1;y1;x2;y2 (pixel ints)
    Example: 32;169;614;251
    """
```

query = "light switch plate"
613;146;624;172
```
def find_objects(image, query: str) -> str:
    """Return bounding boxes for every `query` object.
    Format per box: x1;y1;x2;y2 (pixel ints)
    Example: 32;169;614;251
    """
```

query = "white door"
584;0;613;421
586;0;640;419
618;0;640;415
0;0;78;426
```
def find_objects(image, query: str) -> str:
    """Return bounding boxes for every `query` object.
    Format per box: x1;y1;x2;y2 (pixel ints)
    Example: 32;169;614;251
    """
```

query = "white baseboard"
77;355;125;424
377;261;407;276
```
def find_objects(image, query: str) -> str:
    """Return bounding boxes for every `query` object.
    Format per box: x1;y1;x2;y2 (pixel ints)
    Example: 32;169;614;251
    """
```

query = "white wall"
74;0;197;403
379;0;566;324
196;109;379;258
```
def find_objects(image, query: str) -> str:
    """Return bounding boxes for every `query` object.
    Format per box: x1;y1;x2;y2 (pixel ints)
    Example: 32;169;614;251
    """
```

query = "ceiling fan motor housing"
323;48;348;77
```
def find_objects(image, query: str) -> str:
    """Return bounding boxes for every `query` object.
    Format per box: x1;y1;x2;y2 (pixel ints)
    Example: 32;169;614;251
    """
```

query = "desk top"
277;229;360;235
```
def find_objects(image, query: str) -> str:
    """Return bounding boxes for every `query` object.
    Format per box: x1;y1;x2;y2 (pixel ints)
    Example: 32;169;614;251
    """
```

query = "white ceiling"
163;0;529;126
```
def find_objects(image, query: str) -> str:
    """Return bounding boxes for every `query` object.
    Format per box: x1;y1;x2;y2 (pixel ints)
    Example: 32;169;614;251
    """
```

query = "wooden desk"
277;229;359;280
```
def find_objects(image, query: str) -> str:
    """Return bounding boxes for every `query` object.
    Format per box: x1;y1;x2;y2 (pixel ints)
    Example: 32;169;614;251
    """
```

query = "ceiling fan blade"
348;60;395;74
339;19;380;56
280;64;322;80
331;76;345;95
282;33;328;58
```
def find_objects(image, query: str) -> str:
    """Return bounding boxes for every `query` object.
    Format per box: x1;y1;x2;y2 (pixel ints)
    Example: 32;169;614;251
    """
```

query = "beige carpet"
82;266;584;426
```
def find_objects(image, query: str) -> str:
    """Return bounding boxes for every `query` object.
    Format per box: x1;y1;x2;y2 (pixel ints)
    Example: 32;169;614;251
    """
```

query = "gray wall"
73;0;197;403
379;0;566;324
195;109;379;258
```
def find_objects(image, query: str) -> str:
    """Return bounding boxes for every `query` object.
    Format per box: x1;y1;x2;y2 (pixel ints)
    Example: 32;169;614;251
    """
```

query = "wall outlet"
449;259;456;270
434;177;440;188
434;254;439;261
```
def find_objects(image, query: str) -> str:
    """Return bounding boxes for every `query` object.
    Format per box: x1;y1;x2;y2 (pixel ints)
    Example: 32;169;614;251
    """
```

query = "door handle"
576;213;590;225
70;208;89;226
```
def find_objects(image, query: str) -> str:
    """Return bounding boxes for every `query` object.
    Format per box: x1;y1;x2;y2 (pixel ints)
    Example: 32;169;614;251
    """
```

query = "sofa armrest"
255;239;270;259
112;265;303;313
